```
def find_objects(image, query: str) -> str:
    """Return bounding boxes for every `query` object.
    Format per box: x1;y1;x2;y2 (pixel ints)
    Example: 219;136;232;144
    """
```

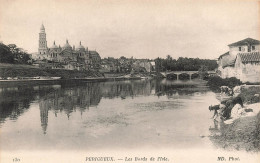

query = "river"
0;79;258;163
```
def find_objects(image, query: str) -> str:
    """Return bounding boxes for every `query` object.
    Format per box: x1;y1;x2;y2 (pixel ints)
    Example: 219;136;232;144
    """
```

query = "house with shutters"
218;38;260;82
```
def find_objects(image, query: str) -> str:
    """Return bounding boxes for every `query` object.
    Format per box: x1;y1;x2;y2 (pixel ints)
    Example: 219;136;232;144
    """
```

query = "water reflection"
0;79;208;134
0;86;36;123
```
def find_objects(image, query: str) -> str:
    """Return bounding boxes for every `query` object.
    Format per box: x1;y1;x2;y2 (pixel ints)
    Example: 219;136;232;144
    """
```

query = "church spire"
38;23;48;55
40;23;45;32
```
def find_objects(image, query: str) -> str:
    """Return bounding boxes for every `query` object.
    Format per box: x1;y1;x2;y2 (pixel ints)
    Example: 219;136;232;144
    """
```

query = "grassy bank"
207;76;260;152
0;63;104;79
210;112;260;152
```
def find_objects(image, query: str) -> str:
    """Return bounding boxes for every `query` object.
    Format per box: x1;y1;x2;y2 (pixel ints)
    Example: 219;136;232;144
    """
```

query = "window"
252;46;255;50
239;47;241;51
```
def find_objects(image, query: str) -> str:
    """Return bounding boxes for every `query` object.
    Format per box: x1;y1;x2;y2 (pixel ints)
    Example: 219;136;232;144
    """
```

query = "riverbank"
210;110;260;152
0;76;145;87
0;63;104;79
209;84;260;152
0;63;157;83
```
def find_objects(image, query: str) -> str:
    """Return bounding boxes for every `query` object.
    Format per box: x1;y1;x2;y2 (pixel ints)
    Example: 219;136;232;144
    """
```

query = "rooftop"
228;38;260;47
218;51;229;60
50;41;58;49
237;52;260;63
63;39;72;49
218;52;236;68
76;41;85;50
89;51;99;55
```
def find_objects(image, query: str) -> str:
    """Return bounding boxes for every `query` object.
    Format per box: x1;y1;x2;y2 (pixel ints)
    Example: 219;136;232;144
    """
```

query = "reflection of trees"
154;79;209;97
0;86;36;123
0;79;209;133
100;80;153;98
38;83;103;119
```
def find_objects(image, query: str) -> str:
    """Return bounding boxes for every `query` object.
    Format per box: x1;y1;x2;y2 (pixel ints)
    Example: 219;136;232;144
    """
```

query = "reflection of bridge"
160;71;216;80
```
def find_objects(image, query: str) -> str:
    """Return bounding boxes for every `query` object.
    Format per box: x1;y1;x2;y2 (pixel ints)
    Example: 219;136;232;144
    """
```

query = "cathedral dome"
50;41;58;49
63;39;72;50
76;41;85;51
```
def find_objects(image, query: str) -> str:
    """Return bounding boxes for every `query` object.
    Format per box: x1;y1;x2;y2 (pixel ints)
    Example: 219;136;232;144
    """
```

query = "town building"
100;57;120;73
100;57;155;73
132;59;155;72
218;38;260;82
89;50;101;70
35;24;100;71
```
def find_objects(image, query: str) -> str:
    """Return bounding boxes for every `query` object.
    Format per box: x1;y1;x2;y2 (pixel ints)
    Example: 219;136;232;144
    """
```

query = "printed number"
13;158;20;162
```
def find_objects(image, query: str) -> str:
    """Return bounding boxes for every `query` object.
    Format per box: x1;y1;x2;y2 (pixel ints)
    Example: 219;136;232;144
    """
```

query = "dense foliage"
0;43;14;63
207;76;242;91
155;55;217;72
238;86;260;104
0;43;31;64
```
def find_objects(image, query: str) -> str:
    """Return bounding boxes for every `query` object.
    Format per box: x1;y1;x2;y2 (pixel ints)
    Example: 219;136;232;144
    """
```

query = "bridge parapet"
161;71;198;75
160;70;216;79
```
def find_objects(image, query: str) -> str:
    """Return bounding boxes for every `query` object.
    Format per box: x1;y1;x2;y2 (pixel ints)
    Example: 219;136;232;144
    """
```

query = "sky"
0;0;259;59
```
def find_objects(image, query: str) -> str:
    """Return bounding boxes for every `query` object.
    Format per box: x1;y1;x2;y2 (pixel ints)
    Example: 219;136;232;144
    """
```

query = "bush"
238;87;260;104
207;76;242;92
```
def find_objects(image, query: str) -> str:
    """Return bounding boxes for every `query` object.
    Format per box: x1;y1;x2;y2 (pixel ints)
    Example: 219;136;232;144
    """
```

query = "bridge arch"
162;71;200;80
166;73;177;80
161;70;216;80
191;73;199;79
178;73;190;80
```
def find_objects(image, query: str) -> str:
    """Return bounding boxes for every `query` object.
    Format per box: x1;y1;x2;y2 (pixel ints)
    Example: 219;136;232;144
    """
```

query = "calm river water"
0;79;222;151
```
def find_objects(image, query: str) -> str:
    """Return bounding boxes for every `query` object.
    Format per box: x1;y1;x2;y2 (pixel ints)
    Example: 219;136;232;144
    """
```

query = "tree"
198;65;208;79
7;44;31;64
119;56;126;60
0;43;14;63
166;55;172;61
155;57;163;72
154;56;217;72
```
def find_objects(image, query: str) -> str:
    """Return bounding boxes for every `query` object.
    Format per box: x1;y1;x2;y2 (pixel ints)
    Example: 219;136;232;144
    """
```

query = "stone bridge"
160;71;216;80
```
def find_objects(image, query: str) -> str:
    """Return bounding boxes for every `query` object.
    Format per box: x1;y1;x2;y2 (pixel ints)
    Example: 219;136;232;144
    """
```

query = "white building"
234;52;260;82
218;38;260;82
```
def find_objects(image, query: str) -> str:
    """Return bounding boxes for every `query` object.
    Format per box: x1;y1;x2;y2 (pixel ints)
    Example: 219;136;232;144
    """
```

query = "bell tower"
38;24;48;56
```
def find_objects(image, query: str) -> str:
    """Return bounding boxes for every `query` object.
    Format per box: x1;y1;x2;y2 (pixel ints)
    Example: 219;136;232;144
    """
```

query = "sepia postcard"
0;0;259;162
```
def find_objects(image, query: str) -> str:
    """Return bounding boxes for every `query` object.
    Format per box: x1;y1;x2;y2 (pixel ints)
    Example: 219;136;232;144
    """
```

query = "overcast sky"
0;0;259;59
